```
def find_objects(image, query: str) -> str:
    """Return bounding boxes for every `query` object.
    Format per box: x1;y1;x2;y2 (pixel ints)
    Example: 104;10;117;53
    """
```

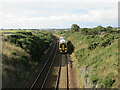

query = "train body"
59;37;68;53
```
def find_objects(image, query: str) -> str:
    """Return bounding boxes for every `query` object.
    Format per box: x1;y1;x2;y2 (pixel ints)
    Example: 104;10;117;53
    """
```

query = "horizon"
1;25;118;30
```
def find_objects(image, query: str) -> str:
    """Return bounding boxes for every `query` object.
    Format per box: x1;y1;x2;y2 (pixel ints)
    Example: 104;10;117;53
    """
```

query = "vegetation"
71;24;80;32
2;30;53;88
55;25;119;88
4;31;53;61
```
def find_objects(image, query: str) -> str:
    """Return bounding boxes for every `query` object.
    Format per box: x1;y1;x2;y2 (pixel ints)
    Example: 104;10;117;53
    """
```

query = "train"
59;37;68;53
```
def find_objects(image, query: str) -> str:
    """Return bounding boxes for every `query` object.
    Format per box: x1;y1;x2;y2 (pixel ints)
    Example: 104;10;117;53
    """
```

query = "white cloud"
1;0;119;3
0;1;118;28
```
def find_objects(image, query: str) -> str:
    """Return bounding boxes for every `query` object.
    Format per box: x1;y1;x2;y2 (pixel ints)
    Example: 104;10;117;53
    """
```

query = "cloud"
1;0;119;3
0;1;118;28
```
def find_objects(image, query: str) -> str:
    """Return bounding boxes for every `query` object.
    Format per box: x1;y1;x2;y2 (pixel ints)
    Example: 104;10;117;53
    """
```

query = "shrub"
100;39;111;47
71;24;80;32
5;31;53;62
90;73;98;83
12;52;17;55
88;42;98;50
98;72;115;88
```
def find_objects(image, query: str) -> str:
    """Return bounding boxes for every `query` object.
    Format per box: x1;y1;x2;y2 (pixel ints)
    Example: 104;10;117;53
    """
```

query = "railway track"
24;37;70;89
29;38;58;89
56;54;69;89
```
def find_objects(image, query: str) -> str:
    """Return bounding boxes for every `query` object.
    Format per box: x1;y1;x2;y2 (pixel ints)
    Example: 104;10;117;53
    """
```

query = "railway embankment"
55;26;119;88
2;30;53;88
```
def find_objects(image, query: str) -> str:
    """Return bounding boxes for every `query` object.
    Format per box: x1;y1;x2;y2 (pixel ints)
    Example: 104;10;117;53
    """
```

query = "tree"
80;28;88;34
96;25;106;32
71;24;80;32
90;25;106;35
106;26;113;32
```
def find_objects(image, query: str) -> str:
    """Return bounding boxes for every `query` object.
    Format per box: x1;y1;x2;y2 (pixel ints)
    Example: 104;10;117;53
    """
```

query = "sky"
0;0;119;29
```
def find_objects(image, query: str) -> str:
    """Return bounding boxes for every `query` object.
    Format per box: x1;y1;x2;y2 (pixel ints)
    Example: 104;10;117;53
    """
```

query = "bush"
98;72;115;88
90;73;98;83
71;24;80;32
100;39;111;47
88;42;98;50
5;31;53;62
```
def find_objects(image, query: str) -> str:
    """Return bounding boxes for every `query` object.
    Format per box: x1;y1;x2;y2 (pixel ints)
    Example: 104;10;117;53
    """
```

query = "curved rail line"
30;39;57;89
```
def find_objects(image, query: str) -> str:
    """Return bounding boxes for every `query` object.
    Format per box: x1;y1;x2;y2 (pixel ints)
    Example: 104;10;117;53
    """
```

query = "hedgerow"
4;31;53;61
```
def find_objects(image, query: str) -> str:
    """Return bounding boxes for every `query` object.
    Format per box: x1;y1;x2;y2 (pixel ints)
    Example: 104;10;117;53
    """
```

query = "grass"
0;30;35;36
55;30;118;88
0;30;33;32
2;41;32;88
0;30;19;32
2;30;53;88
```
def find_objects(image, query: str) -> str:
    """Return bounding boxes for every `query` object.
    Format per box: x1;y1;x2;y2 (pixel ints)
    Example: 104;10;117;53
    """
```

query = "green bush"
100;39;111;47
5;31;53;61
12;52;17;55
90;73;98;83
88;42;98;50
98;72;115;88
71;24;80;32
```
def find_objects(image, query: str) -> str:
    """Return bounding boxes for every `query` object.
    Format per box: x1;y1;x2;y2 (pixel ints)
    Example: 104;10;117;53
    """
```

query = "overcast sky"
0;0;119;29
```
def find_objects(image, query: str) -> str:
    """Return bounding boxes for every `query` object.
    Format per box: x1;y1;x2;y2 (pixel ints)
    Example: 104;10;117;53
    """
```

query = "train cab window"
64;44;66;48
60;44;62;48
60;44;66;48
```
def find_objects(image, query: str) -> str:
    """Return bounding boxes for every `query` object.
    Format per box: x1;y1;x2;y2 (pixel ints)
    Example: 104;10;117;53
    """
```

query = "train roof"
59;39;66;44
60;37;65;40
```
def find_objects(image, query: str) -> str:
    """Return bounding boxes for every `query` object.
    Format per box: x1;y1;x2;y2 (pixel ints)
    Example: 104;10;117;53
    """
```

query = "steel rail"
23;39;56;88
55;54;69;90
30;40;57;90
66;54;69;90
41;41;58;89
55;53;62;89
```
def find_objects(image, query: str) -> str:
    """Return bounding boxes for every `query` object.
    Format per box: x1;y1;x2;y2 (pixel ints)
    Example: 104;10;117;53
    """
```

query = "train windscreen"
60;43;66;48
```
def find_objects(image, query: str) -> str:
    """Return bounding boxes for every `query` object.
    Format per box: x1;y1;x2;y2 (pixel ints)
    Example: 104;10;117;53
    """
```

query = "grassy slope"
2;30;53;88
2;41;33;88
55;31;118;88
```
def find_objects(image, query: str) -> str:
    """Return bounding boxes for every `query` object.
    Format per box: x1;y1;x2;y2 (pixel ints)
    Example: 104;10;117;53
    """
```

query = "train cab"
59;37;68;53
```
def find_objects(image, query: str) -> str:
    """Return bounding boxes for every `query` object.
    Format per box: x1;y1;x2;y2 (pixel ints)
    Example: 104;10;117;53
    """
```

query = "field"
0;30;36;35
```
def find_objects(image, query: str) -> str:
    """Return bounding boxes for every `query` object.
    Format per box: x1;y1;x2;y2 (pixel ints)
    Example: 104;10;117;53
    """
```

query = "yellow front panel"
62;44;64;50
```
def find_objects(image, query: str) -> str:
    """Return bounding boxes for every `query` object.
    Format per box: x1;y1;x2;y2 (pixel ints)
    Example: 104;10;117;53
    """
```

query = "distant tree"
106;26;113;32
96;25;103;29
96;25;106;32
80;28;89;34
91;28;100;35
90;25;106;35
71;24;80;32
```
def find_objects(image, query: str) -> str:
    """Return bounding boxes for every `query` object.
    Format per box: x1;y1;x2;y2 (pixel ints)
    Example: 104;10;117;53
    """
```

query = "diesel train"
59;37;68;53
